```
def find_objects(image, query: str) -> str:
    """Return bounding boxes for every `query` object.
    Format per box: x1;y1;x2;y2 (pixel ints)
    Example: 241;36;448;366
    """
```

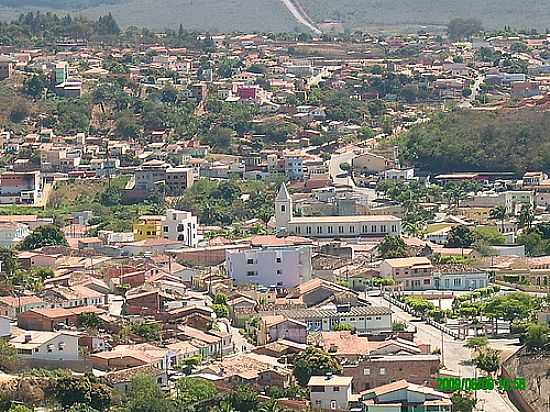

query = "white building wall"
226;246;312;288
22;334;80;361
289;219;401;238
163;209;198;247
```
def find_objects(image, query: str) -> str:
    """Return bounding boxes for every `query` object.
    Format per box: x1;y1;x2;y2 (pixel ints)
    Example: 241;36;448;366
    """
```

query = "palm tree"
489;205;507;232
518;203;535;229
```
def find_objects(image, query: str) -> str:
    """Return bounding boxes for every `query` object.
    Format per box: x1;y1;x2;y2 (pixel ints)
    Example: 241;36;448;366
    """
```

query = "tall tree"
446;225;475;249
126;375;176;412
18;225;68;251
489;205;507;232
293;347;343;386
377;235;408;259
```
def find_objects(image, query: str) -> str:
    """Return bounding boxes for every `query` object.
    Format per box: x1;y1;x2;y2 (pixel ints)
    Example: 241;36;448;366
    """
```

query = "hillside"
2;0;550;32
399;109;550;174
0;0;118;8
299;0;550;31
0;0;298;32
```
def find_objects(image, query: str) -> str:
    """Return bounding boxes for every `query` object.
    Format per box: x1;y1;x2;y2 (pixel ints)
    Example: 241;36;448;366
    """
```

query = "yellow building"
132;215;164;241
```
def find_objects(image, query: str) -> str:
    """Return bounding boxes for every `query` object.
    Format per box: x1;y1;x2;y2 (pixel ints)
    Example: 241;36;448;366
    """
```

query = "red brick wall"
343;358;440;392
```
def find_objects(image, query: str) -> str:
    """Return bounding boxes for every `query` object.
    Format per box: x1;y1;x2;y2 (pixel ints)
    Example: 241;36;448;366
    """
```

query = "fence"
383;293;462;340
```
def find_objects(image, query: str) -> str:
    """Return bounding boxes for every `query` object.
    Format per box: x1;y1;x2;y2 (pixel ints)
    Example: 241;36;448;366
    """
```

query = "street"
363;293;520;412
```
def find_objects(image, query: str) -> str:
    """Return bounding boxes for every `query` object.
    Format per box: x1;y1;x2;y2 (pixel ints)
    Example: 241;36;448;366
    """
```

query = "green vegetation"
525;323;549;352
447;18;483;40
464;336;489;351
175;377;218;404
211;293;230;319
54;374;112;411
293;347;343;386
125;375;175;412
172;178;275;226
0;12;122;46
392;321;407;332
18;225;68;251
78;313;101;329
517;223;550;256
472;348;501;374
0;0;120;8
402;296;435;315
129;322;162;342
451;392;476;412
400;110;550;174
377;235;408;259
332;323;353;331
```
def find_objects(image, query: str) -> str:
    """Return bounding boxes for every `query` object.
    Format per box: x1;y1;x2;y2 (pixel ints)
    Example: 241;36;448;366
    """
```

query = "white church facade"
275;184;402;238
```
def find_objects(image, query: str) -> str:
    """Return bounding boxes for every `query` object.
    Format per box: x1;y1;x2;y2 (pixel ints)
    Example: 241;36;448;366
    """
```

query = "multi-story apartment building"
162;209;198;247
226;243;312;288
0;171;41;205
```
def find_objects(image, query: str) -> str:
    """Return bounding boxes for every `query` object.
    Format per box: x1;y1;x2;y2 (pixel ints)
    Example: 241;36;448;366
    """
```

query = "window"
381;225;386;232
281;205;286;212
296;226;301;234
424;279;431;285
163;226;168;232
177;224;184;232
375;316;381;320
276;257;282;263
350;226;355;233
247;258;254;265
310;386;325;393
366;316;372;320
47;344;53;353
362;225;368;233
454;278;462;286
306;226;312;234
363;368;371;376
333;386;340;392
276;269;282;275
371;225;377;232
246;271;257;276
330;400;337;410
338;226;344;234
380;368;386;375
317;226;323;234
328;226;333;234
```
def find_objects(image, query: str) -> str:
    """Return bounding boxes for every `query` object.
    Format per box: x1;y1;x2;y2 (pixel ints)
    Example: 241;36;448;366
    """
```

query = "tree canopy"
293;347;342;386
18;225;68;251
400;110;550;174
377;235;408;259
447;18;483;40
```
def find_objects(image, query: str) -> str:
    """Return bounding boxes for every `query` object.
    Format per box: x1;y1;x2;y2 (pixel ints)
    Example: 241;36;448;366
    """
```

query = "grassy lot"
426;223;453;234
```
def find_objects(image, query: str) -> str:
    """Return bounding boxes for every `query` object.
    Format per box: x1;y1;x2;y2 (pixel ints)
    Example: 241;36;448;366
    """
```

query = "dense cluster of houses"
1;29;550;411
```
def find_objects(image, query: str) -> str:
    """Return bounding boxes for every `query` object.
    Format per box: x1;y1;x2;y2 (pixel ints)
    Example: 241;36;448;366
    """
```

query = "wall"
501;348;545;412
227;246;312;288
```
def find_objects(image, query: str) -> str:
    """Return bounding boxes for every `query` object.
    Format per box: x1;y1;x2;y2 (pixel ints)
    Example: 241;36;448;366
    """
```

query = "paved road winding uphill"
280;0;322;34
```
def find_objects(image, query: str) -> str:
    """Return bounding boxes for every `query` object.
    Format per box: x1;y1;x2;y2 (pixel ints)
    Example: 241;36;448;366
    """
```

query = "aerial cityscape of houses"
0;12;549;412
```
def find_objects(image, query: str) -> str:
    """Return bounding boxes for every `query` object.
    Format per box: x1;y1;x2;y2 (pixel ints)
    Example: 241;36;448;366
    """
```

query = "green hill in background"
1;0;549;32
0;0;298;32
300;0;550;31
